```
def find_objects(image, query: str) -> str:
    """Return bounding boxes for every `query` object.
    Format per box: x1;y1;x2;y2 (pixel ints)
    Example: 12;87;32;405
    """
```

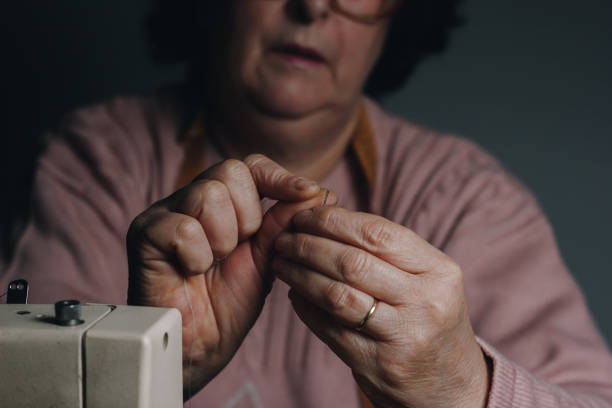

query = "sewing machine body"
0;303;182;408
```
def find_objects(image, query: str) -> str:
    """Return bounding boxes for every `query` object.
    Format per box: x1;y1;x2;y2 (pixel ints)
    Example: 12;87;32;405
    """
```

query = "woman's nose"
288;0;331;23
304;0;331;18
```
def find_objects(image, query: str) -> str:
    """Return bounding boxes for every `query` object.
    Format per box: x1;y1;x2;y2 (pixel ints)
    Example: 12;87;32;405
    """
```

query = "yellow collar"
177;106;376;408
176;106;377;194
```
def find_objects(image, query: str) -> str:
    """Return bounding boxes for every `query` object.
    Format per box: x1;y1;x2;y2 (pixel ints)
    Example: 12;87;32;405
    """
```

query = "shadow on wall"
1;22;44;260
0;2;183;260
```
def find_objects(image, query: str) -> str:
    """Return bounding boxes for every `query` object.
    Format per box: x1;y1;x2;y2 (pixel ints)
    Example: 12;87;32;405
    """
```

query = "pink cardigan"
2;86;611;407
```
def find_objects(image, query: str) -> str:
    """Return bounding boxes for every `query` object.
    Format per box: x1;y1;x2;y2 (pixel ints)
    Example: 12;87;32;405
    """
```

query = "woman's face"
208;1;389;119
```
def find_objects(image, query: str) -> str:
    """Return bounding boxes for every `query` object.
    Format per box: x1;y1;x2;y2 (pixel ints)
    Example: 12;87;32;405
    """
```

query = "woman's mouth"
269;43;327;66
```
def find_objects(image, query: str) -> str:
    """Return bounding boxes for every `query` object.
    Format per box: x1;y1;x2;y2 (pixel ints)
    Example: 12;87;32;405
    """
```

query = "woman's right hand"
126;154;331;399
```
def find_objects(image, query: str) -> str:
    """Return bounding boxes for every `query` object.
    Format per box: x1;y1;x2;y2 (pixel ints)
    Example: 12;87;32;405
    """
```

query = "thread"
322;188;330;206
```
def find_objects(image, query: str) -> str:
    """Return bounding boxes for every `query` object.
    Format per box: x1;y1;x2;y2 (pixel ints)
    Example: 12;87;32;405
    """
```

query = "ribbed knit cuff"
477;337;518;408
475;337;606;408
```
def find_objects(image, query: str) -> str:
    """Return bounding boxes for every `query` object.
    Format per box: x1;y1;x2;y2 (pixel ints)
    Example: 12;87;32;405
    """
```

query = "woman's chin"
247;89;331;120
242;71;335;119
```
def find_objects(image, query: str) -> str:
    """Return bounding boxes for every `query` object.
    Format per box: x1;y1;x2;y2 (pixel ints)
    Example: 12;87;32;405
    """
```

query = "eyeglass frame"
328;0;404;24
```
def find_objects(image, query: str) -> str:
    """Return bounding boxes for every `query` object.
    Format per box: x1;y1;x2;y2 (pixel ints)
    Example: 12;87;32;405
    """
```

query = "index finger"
291;207;449;274
188;155;321;241
243;154;321;201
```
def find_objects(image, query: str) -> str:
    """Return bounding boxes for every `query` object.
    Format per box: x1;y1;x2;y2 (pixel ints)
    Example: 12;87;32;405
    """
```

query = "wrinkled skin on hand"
273;206;491;408
126;154;333;399
126;153;490;407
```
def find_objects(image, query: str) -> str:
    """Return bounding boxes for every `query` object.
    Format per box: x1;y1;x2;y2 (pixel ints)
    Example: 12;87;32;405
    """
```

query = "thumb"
250;189;337;275
244;154;321;201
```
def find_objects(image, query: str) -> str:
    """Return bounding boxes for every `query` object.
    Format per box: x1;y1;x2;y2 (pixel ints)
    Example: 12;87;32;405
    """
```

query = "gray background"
1;1;610;344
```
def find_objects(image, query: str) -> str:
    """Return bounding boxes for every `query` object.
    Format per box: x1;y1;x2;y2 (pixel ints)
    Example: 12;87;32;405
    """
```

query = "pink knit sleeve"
0;98;155;305
437;142;612;407
479;338;612;407
386;135;612;407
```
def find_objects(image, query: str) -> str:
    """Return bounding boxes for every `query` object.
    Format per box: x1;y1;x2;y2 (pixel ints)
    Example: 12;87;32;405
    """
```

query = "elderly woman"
2;1;612;407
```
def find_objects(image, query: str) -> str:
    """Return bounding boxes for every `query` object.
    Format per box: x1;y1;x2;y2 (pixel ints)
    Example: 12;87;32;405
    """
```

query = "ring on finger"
355;298;378;331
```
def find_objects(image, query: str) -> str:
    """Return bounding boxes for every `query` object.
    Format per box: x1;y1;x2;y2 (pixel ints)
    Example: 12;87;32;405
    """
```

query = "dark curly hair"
145;0;465;98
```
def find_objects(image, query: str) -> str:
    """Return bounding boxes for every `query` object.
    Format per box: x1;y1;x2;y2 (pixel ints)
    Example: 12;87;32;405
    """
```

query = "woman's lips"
269;43;327;66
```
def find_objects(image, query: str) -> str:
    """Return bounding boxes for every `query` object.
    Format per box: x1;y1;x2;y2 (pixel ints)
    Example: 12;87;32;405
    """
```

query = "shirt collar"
177;106;377;194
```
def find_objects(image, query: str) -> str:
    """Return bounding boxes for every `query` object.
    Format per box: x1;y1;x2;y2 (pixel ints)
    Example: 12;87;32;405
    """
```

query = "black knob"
54;300;84;326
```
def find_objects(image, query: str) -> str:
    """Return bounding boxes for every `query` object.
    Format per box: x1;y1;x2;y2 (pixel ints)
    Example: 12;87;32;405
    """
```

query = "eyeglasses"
329;0;404;24
268;0;404;24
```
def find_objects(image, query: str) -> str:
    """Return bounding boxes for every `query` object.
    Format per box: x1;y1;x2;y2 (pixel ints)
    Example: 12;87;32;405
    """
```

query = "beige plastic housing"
0;303;182;408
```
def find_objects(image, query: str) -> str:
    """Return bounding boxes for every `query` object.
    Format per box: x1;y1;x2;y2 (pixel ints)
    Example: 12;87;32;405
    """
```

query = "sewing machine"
0;280;183;408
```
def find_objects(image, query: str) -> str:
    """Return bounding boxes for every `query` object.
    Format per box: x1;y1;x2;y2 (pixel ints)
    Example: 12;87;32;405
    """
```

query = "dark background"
1;1;610;344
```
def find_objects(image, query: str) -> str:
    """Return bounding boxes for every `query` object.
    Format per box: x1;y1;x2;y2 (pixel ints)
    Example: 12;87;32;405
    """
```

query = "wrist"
459;346;492;408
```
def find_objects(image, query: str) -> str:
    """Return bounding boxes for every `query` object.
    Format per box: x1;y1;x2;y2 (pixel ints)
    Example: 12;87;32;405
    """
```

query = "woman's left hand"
272;205;491;408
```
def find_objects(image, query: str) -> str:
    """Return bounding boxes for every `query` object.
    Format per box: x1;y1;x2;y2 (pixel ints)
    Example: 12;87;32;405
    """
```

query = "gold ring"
356;298;378;331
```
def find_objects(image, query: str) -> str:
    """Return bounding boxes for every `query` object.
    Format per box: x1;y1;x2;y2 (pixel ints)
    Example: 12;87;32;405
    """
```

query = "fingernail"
294;177;319;191
322;189;339;206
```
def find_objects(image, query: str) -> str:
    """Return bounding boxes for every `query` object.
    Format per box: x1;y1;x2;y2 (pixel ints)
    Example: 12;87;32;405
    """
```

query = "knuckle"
361;218;394;250
140;220;159;247
427;260;465;324
243;153;267;168
181;255;209;276
213;233;238;259
443;262;467;319
444;260;464;286
425;295;454;327
221;158;251;180
174;217;203;245
131;211;166;247
213;242;235;259
219;159;252;186
324;281;354;314
178;183;204;215
200;180;230;204
293;234;311;258
244;153;288;187
337;247;368;285
239;212;262;238
128;201;167;237
314;206;337;230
